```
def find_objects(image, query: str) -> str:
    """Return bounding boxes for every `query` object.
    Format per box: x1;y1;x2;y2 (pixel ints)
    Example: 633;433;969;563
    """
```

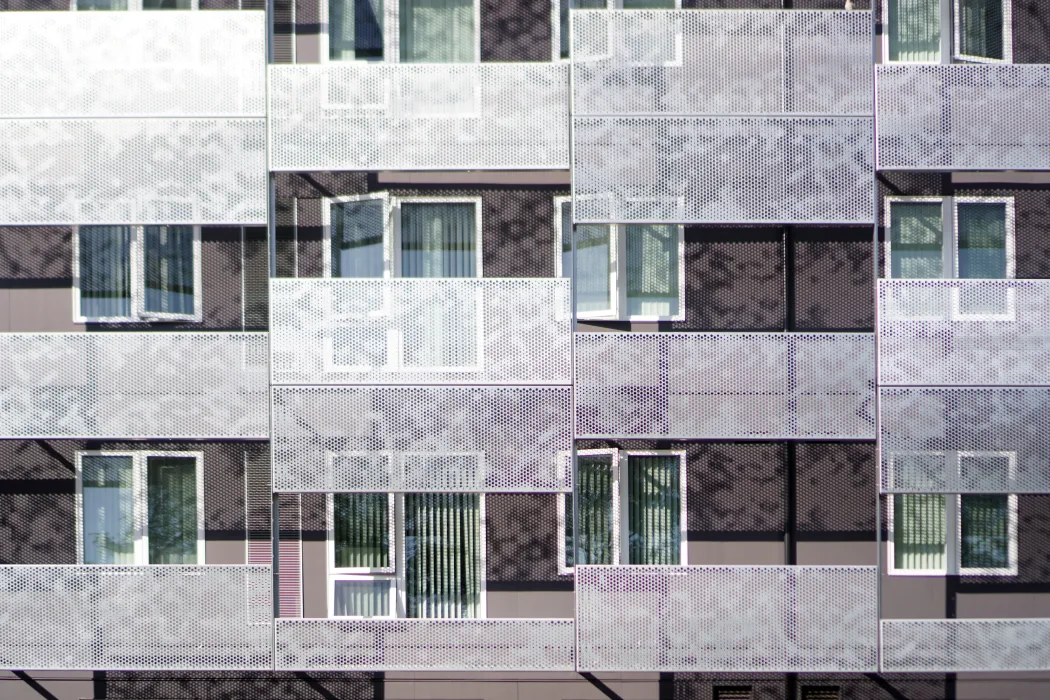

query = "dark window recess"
714;687;753;700
801;687;841;700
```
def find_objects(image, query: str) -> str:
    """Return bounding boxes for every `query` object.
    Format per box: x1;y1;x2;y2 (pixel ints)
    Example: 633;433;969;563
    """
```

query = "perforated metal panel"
0;12;265;118
881;619;1050;672
0;333;267;439
0;118;266;226
876;65;1050;171
268;64;569;171
575;565;878;672
274;618;575;671
879;280;1050;387
880;387;1050;493
572;116;874;224
0;565;272;671
575;333;875;439
271;278;571;386
271;386;572;492
572;10;872;117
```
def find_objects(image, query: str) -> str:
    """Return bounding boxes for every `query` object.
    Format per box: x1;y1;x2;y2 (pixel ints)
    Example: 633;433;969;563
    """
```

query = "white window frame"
327;492;398;619
953;0;1013;64
881;0;1013;65
328;493;487;619
75;450;206;566
72;225;203;324
551;0;682;63
70;0;199;9
557;448;687;574
555;196;685;322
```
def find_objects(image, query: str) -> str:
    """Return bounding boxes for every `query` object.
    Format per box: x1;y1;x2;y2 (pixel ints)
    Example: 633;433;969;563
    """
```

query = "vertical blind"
894;494;947;570
146;456;198;565
333;493;390;569
957;203;1008;279
81;456;135;565
76;0;129;8
80;226;132;318
887;0;940;62
400;203;476;278
625;224;678;318
957;0;1004;60
333;579;391;617
565;455;615;568
890;202;943;279
330;0;384;61
143;226;195;317
332;200;385;278
961;494;1010;569
400;0;474;63
561;202;613;314
404;493;481;618
627;455;681;565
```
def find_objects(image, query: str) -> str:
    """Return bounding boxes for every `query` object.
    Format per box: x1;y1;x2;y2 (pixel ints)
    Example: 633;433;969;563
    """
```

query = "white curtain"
894;494;947;570
627;456;680;565
82;456;135;565
332;200;385;278
625;224;678;317
400;203;475;278
561;202;613;315
565;455;615;567
76;0;129;9
330;0;384;61
333;579;391;616
404;493;481;618
887;0;940;62
146;456;198;565
143;226;194;317
334;493;389;568
80;226;132;318
399;0;474;63
957;0;1004;60
956;203;1007;279
890;202;943;279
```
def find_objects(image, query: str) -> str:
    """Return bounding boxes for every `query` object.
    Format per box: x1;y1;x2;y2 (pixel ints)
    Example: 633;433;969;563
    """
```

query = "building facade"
0;0;1048;698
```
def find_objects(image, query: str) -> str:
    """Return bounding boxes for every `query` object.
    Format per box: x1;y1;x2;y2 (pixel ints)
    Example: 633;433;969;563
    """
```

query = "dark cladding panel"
687;442;787;535
481;0;553;62
796;442;876;536
485;493;565;586
793;227;874;332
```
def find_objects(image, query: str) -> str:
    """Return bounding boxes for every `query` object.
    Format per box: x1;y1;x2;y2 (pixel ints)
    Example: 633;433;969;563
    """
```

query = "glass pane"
565;455;615;568
400;0;474;63
147;457;198;565
332;201;385;278
890;202;943;279
80;226;132;318
404;493;481;618
625;224;678;317
958;0;1003;60
887;0;940;62
142;0;192;7
561;202;613;314
957;203;1007;279
627;456;680;565
330;0;384;61
893;494;947;570
333;579;391;617
333;493;390;569
623;0;674;7
82;456;135;565
400;203;476;278
961;495;1010;569
143;226;195;316
76;0;129;8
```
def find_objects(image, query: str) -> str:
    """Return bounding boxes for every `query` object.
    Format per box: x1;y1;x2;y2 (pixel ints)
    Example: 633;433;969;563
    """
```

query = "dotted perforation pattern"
271;278;571;386
0;12;265;118
271;386;572;493
572;116;874;224
268;64;570;171
0;333;268;439
574;565;878;673
274;618;575;671
881;619;1050;672
0;565;272;671
876;64;1050;171
571;10;873;118
0;118;266;226
878;279;1050;387
575;332;876;439
880;387;1050;493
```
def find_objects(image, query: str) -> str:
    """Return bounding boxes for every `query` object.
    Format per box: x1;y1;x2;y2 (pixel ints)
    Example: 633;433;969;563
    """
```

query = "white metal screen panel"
572;116;874;224
572;10;872;117
271;278;571;386
272;386;572;492
879;280;1050;387
575;332;875;439
880;387;1050;493
0;333;267;439
275;618;575;671
0;12;264;118
0;118;265;225
876;65;1050;171
0;565;272;671
268;64;569;171
882;619;1050;672
575;565;878;673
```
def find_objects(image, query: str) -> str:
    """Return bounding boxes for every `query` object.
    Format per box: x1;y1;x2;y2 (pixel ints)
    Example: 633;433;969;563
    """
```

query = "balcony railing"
575;565;878;672
881;619;1050;672
0;333;268;439
0;565;272;671
575;332;875;439
274;618;575;671
876;64;1050;171
271;278;571;386
268;63;569;171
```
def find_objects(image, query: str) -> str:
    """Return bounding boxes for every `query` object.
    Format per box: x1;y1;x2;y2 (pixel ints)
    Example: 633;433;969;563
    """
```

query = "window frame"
881;0;1013;65
74;450;206;566
952;0;1013;64
70;0;199;10
551;0;683;63
72;225;203;324
557;447;620;576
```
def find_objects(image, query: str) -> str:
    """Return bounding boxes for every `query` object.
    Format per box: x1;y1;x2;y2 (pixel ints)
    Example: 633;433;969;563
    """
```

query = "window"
884;0;1011;63
954;0;1010;62
553;0;680;62
328;493;485;618
76;452;204;565
73;225;201;323
324;0;479;63
556;198;683;321
800;688;840;700
714;688;752;700
74;0;194;9
558;449;686;573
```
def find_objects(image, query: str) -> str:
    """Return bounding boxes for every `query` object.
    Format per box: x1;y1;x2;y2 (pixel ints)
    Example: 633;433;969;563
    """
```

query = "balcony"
876;64;1050;171
575;565;878;672
881;619;1050;672
0;333;268;439
274;618;574;671
268;63;569;171
0;565;272;671
271;278;571;386
574;332;875;440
